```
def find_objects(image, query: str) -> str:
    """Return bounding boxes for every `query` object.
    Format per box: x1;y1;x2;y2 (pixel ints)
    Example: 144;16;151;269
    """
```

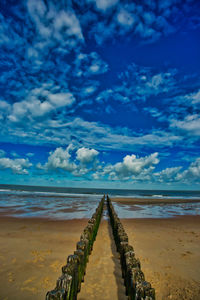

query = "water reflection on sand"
0;189;200;219
113;201;200;218
0;190;102;219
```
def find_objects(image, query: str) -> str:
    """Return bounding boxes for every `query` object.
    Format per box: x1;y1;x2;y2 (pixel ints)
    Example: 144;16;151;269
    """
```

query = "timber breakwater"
46;196;105;300
46;195;155;300
107;196;155;300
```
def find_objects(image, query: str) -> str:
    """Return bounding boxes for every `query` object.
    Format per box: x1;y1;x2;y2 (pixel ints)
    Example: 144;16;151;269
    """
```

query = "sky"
0;0;200;190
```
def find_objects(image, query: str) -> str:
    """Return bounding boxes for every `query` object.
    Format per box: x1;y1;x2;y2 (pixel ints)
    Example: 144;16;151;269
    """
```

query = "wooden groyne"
45;194;155;299
46;196;105;300
107;196;155;300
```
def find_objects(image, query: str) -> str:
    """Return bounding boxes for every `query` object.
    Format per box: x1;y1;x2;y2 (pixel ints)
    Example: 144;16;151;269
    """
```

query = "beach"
0;216;88;300
0;214;200;299
121;216;200;300
0;188;200;299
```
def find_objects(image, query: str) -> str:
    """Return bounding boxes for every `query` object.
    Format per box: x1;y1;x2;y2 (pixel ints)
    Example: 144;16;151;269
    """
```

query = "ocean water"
0;184;200;219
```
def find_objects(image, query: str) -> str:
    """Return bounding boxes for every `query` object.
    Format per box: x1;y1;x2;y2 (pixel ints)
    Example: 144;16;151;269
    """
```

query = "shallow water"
113;202;200;219
0;187;200;219
0;189;102;219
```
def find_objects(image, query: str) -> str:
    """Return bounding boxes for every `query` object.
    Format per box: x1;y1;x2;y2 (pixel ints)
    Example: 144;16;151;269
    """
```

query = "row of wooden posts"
46;195;155;299
46;195;105;300
107;196;155;300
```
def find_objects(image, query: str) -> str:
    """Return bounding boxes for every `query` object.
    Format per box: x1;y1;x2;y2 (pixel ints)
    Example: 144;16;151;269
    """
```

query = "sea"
0;184;200;219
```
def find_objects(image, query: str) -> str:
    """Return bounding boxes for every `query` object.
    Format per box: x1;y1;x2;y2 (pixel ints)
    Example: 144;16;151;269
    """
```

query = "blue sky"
0;0;200;189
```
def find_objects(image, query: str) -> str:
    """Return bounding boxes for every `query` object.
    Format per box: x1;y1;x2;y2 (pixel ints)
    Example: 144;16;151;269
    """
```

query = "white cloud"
40;145;99;176
74;52;108;77
26;152;35;157
181;89;200;104
93;0;119;11
154;166;182;182
94;152;159;180
76;147;99;164
10;151;19;157
48;93;75;108
154;158;200;184
43;145;77;172
8;85;76;122
87;0;187;44
170;114;200;136
53;10;83;41
177;158;200;182
1;110;183;151
0;100;11;120
0;157;32;174
27;0;83;46
97;65;177;105
117;9;135;27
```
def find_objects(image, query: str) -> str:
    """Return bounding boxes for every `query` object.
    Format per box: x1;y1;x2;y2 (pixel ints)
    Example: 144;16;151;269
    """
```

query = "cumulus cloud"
180;158;200;182
154;158;200;184
154;166;182;183
40;144;99;176
0;156;32;174
76;147;99;164
42;145;77;172
94;152;159;181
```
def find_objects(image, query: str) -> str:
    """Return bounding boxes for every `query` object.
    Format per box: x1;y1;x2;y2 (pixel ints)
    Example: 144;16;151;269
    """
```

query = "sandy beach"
122;216;200;300
0;216;88;300
78;214;200;300
0;211;200;300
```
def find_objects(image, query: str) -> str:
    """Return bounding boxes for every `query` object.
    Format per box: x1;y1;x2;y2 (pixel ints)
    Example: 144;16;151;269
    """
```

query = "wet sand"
121;216;200;300
112;197;200;205
0;216;88;300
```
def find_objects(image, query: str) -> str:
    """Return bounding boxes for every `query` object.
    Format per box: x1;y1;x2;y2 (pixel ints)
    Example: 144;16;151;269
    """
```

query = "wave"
0;189;103;198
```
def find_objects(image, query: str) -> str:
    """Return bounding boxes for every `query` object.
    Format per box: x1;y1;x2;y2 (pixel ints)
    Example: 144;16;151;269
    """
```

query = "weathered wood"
106;195;155;300
45;195;105;300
